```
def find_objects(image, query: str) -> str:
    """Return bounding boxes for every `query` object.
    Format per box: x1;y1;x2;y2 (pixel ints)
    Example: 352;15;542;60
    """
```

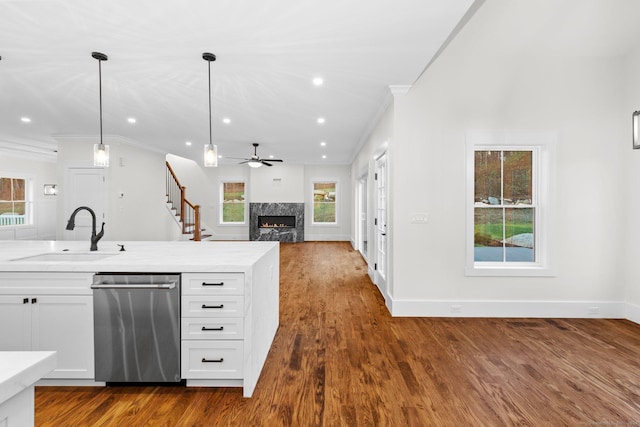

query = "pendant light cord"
208;58;212;146
98;58;103;146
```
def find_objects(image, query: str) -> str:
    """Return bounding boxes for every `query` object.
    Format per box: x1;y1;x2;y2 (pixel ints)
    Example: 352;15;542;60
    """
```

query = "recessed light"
127;117;136;124
322;155;327;159
320;141;326;147
185;141;192;146
20;117;31;123
269;155;274;159
317;117;325;124
223;118;231;124
313;77;324;86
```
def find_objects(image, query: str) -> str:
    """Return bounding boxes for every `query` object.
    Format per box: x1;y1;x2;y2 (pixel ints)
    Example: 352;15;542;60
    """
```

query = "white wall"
0;153;57;240
57;137;178;241
354;0;631;317
249;165;304;203
623;44;640;321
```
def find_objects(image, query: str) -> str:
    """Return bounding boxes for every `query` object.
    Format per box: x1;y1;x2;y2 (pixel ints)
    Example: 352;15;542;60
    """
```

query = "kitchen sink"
11;252;121;262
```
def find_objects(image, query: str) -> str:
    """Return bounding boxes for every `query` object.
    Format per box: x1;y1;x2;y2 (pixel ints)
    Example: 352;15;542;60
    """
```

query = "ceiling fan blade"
238;160;249;164
262;161;273;167
266;159;283;162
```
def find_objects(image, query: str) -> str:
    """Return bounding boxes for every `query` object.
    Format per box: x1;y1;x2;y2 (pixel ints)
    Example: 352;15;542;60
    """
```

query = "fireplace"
250;203;304;242
259;215;295;228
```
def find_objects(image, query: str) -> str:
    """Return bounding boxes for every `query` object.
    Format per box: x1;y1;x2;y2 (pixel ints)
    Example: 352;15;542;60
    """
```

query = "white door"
356;174;368;260
374;153;388;294
64;168;107;241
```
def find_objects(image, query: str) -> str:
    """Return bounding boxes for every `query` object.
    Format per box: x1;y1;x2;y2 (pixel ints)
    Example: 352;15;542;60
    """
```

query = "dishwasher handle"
91;282;176;290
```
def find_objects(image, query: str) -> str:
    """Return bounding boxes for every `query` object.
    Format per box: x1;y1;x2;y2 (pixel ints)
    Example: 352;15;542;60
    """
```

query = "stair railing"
166;161;201;241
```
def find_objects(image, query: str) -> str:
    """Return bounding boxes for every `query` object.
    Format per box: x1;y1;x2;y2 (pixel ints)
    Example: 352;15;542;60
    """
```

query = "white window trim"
311;179;339;226
465;131;557;277
219;178;247;226
0;172;34;228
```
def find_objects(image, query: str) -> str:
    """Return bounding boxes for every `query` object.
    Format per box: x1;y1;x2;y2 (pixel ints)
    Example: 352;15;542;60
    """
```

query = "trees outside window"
313;182;337;224
0;177;28;226
465;131;556;277
221;181;246;224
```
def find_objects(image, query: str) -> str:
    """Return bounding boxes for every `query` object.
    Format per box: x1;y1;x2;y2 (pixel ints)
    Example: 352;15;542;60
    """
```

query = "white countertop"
0;240;279;273
0;351;56;404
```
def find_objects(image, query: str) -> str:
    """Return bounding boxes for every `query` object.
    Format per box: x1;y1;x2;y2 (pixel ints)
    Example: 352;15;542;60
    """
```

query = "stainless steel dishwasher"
92;273;181;383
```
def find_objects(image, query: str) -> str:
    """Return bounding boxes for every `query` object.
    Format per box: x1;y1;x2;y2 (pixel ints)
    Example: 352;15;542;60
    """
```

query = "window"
312;181;337;224
0;176;29;226
466;132;556;276
220;180;246;224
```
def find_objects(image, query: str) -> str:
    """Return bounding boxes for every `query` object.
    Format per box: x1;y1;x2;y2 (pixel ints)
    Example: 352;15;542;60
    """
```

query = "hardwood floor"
35;242;640;426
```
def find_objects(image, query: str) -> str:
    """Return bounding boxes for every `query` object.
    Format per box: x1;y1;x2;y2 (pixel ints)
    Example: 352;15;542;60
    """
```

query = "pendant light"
92;52;109;167
203;52;218;167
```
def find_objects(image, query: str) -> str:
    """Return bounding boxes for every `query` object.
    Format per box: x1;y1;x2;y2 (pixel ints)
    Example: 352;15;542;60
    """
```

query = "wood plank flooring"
35;242;640;426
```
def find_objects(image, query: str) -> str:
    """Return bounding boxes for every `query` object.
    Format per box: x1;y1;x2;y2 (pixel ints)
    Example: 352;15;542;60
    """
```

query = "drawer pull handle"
202;326;224;331
202;282;224;286
202;358;224;363
202;304;224;309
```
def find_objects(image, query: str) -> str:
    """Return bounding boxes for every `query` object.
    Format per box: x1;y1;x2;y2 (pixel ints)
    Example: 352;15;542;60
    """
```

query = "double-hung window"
0;176;30;227
220;180;247;224
312;181;337;224
466;132;556;276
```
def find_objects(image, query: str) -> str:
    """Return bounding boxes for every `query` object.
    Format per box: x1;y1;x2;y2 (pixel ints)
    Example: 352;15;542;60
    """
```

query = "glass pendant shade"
94;143;109;167
247;160;262;168
204;144;218;167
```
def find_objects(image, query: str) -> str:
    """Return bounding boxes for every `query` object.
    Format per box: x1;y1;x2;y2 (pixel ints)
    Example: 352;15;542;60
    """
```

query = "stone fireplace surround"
249;203;304;242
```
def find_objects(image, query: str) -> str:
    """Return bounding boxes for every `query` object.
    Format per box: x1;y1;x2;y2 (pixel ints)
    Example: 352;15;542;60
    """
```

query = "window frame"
0;173;33;228
465;131;556;277
311;179;339;226
219;178;247;226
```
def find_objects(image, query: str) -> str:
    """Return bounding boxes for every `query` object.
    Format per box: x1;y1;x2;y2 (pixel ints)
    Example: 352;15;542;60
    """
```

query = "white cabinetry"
181;273;245;383
180;243;279;398
0;273;94;379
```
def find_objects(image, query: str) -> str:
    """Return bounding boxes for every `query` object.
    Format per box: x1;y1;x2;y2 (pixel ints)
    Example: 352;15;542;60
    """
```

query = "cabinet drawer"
182;273;244;295
182;296;244;317
181;341;243;379
181;317;244;340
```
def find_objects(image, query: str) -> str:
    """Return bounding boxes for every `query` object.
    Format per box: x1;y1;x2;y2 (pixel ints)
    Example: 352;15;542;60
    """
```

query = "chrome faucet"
65;206;105;251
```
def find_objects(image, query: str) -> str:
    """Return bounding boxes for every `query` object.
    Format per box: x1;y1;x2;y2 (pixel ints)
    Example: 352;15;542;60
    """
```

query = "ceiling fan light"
247;160;262;168
204;144;218;167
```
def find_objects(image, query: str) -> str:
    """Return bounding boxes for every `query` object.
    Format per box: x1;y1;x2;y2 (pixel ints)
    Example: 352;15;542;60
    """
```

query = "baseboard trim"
304;234;350;241
389;299;627;319
625;302;640;324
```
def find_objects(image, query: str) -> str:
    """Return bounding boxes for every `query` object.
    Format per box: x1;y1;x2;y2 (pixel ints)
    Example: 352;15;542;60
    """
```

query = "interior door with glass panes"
374;153;388;294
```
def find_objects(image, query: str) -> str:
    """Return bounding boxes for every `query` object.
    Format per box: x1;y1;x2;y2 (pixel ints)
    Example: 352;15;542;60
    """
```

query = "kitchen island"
0;240;279;398
0;351;56;426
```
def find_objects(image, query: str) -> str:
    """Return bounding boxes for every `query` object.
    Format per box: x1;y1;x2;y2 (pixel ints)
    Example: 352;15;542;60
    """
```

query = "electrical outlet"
450;305;462;313
587;306;600;315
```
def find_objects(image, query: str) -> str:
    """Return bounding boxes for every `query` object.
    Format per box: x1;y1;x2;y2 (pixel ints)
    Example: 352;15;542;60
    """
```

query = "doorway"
356;173;368;260
374;153;388;295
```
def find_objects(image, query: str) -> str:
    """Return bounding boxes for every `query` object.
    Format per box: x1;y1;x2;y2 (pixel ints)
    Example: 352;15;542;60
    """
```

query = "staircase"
166;161;212;241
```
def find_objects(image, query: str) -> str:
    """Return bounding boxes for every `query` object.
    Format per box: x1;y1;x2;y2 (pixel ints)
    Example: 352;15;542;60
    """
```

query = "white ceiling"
0;0;474;165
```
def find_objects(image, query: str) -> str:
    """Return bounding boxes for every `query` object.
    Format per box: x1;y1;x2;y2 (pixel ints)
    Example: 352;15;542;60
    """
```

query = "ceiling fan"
232;143;283;168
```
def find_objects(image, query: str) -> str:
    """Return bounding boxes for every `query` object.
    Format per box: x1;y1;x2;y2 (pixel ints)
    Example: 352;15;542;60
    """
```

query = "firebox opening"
259;215;296;228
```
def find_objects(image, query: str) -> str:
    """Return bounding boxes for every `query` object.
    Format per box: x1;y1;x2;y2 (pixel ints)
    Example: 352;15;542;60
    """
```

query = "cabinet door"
31;295;94;379
0;295;31;351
